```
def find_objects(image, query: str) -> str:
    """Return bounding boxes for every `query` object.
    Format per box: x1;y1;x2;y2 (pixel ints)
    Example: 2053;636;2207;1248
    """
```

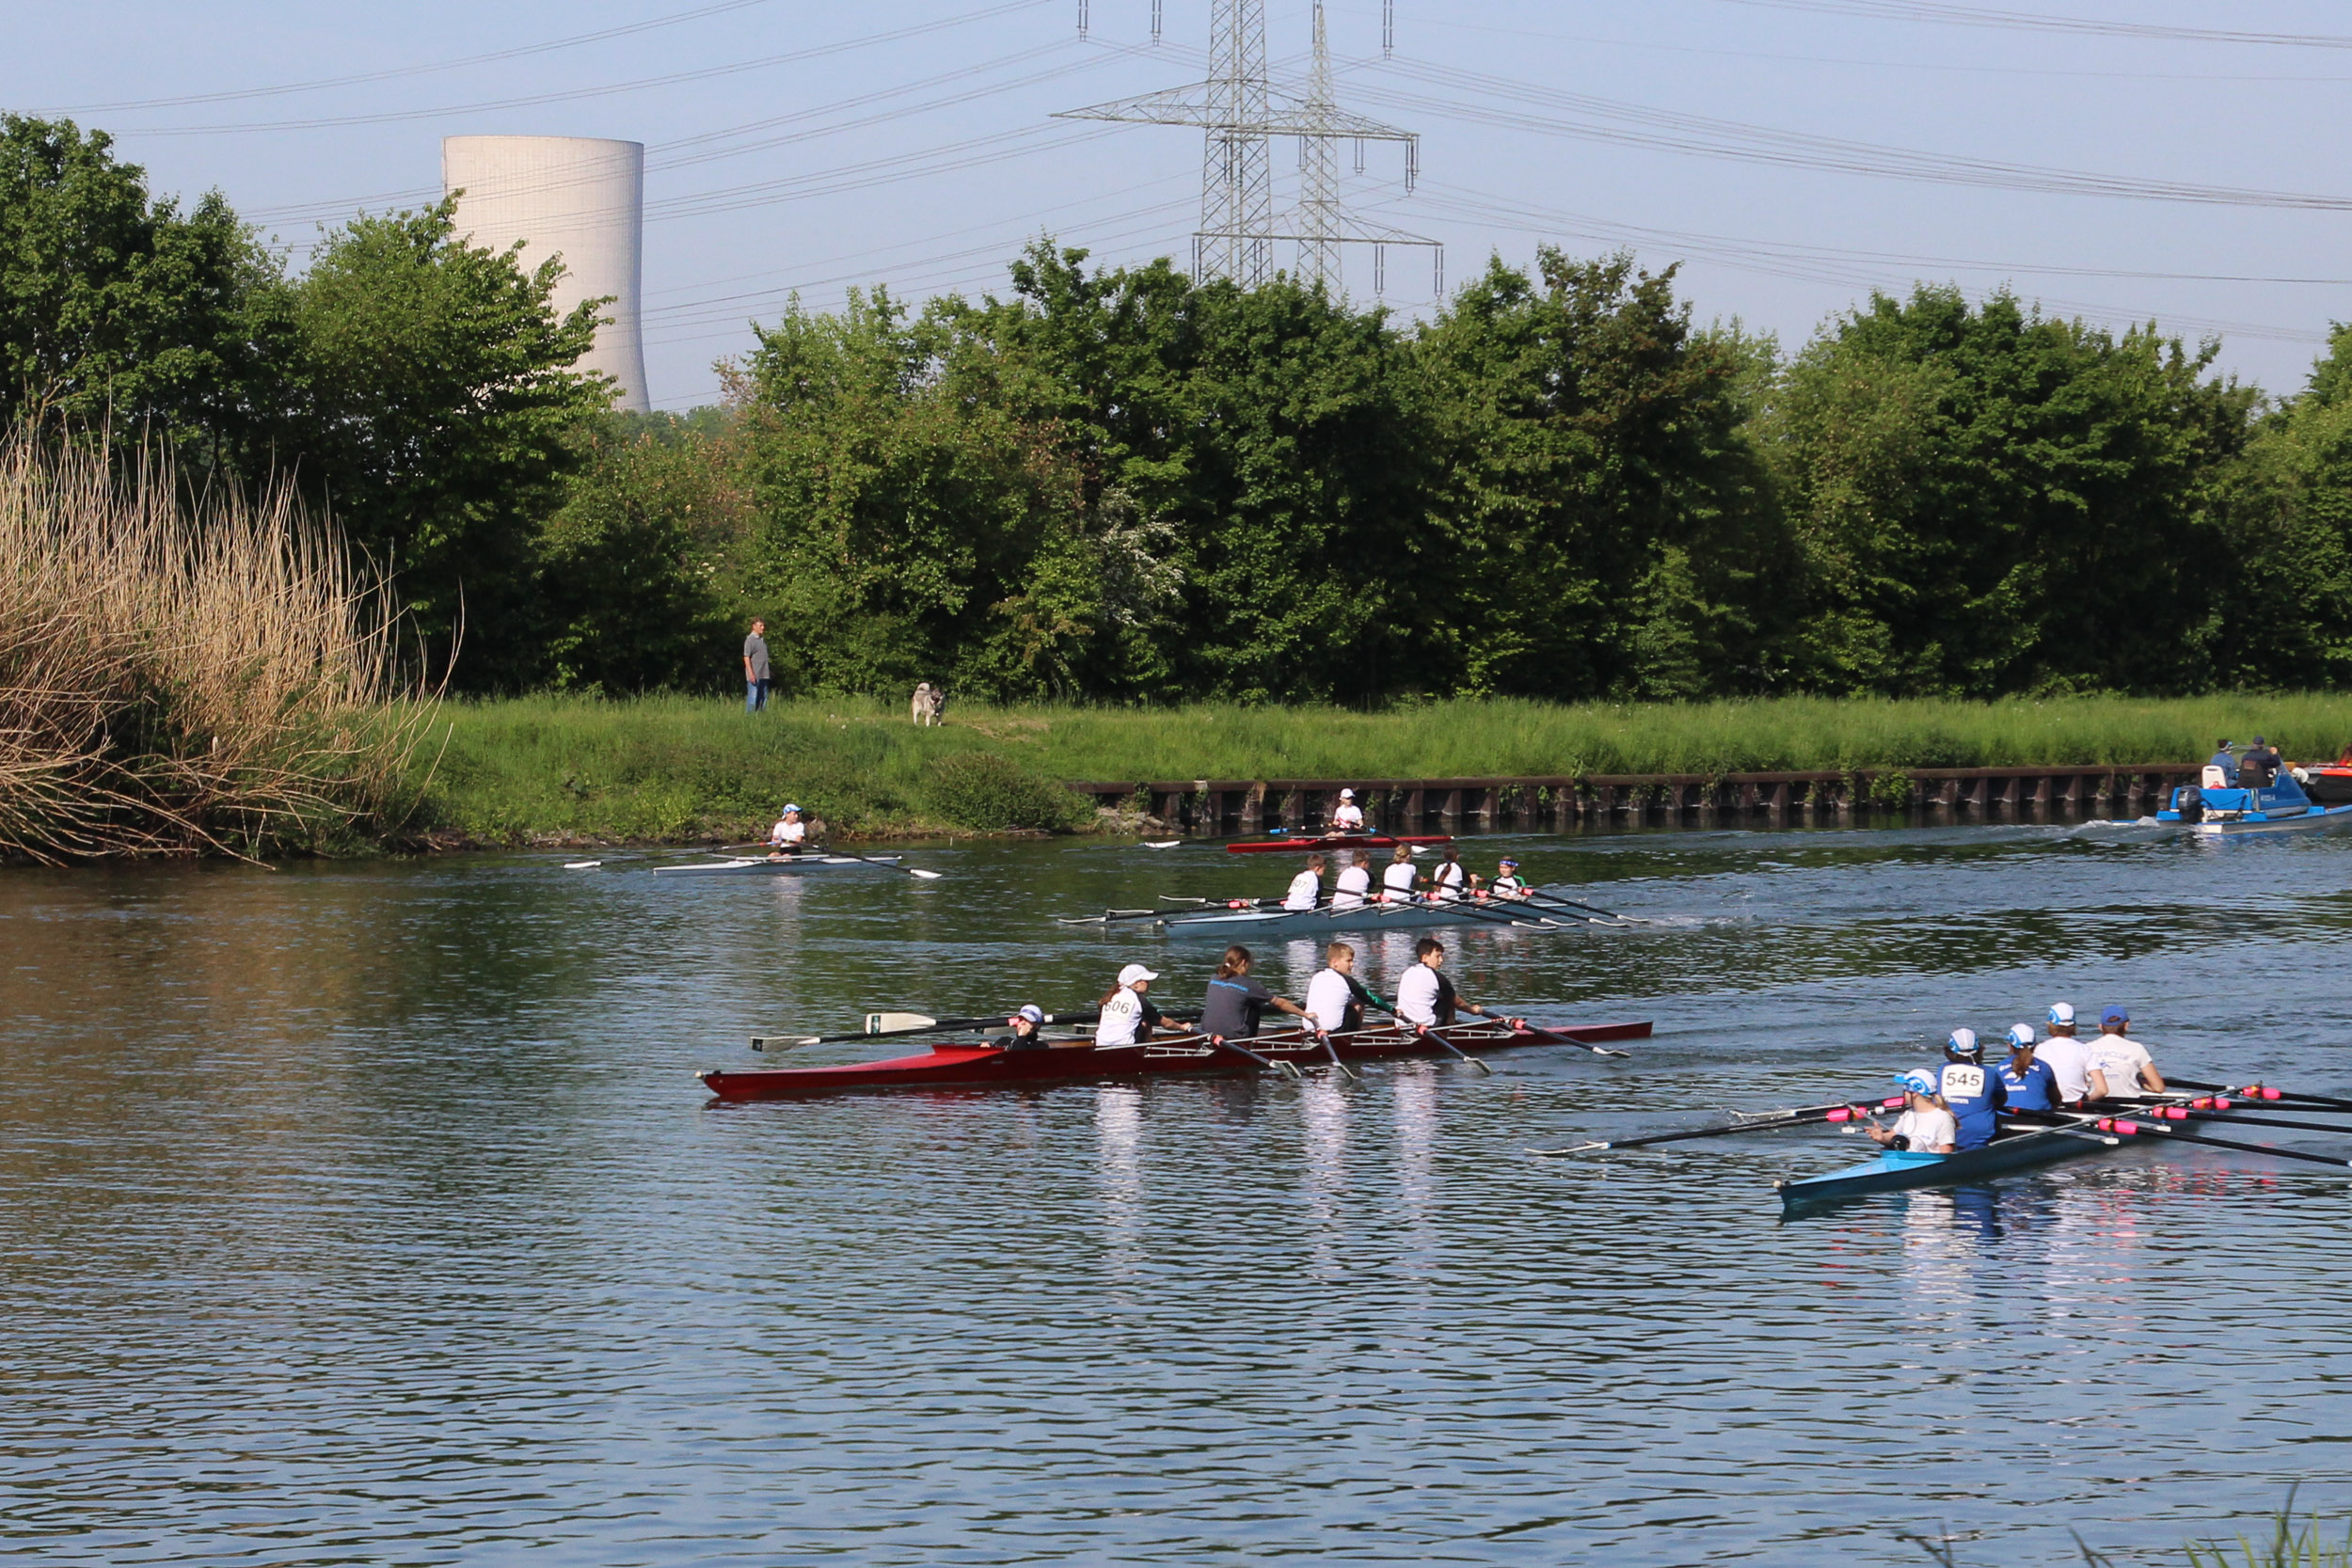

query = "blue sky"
13;0;2352;409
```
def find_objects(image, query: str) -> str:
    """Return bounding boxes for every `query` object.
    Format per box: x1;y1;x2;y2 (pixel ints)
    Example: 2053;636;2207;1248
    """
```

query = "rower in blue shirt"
1935;1028;2009;1149
1995;1023;2063;1115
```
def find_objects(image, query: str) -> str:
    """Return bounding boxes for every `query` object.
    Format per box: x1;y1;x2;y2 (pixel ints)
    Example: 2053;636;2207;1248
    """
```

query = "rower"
993;1004;1050;1052
1862;1069;1958;1154
1095;964;1163;1048
1283;853;1327;911
2205;739;2238;785
1394;938;1522;1028
1304;942;1363;1036
1329;788;1366;833
1430;846;1469;903
767;803;808;858
1332;850;1374;911
1199;945;1310;1039
1933;1028;2008;1150
1380;844;1421;903
2036;1003;2093;1107
2086;1006;2165;1101
1996;1024;2063;1115
1490;857;1529;900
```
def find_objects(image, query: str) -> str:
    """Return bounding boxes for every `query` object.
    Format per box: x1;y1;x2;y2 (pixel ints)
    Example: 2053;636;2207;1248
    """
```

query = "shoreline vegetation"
406;690;2352;849
0;440;430;863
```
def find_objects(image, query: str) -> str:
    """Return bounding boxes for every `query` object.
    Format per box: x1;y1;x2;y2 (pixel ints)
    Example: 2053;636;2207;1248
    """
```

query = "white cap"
1339;788;1355;800
2047;1002;2074;1026
1117;963;1160;987
2007;1023;2037;1050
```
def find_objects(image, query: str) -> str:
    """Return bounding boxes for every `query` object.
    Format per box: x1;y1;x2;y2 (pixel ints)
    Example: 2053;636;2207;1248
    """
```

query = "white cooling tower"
442;135;651;413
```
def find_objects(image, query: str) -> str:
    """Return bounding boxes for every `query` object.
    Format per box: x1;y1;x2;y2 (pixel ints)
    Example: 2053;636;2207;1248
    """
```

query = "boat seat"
2201;765;2230;789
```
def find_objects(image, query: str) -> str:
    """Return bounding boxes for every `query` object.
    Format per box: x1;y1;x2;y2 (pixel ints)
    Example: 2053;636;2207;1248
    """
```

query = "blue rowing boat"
1775;1120;2122;1212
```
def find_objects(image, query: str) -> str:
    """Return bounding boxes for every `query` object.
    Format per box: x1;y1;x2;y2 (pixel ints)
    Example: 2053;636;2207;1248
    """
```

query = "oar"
810;844;944;880
2095;1116;2352;1170
1208;1034;1305;1082
755;1008;1103;1051
1513;887;1645;924
1316;1032;1359;1082
1517;1022;1636;1060
2151;1106;2352;1138
2169;1076;2352;1113
1055;908;1171;927
1531;1099;1900;1156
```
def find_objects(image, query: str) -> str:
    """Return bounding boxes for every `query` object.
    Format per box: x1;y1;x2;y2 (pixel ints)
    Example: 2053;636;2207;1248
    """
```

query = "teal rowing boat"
1774;1120;2122;1212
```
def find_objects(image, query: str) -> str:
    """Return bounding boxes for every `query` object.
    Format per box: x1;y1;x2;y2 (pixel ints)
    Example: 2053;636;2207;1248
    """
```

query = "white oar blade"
864;1012;939;1035
906;867;946;879
1143;840;1182;849
750;1036;813;1053
564;861;602;869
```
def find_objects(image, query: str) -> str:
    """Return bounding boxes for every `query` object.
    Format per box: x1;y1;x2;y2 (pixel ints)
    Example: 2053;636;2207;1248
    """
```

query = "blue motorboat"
2155;768;2352;835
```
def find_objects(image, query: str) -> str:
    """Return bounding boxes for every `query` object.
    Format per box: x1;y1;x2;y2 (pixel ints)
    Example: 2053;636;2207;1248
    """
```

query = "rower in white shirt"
766;804;808;858
2085;1006;2165;1101
1430;846;1469;902
1379;845;1421;902
1393;938;1521;1028
1329;789;1366;832
1331;850;1374;910
1282;853;1327;911
1303;943;1364;1035
1094;963;1163;1048
1490;857;1529;899
1861;1069;1958;1154
2034;1002;2093;1106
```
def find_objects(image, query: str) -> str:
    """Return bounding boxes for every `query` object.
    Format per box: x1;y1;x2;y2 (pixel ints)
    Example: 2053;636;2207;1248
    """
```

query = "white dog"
912;682;945;726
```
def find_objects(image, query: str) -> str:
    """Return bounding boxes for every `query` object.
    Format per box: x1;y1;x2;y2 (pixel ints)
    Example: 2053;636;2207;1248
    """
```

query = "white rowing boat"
652;854;904;877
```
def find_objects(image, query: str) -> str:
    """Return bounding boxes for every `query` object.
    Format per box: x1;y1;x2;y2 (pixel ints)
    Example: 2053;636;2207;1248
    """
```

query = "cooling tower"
442;135;650;413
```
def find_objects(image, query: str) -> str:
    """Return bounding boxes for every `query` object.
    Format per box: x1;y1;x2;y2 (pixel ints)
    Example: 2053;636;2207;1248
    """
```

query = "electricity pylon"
1059;1;1439;294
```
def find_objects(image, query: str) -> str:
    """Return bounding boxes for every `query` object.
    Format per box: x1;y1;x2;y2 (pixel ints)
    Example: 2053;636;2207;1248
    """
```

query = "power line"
1717;0;2352;51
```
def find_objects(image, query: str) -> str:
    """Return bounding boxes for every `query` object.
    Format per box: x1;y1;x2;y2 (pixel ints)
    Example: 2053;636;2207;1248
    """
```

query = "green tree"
1762;286;2254;696
273;198;612;687
2215;325;2352;689
1412;250;1786;700
0;115;286;472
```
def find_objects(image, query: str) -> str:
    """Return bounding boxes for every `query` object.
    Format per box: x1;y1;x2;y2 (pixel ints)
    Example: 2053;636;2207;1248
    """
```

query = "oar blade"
865;1012;940;1035
905;867;946;879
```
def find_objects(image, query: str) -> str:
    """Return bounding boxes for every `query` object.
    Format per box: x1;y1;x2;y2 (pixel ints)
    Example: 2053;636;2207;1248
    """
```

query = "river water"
3;824;2349;1566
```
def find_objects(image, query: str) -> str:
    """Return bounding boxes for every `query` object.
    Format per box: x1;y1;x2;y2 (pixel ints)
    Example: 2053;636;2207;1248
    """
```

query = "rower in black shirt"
1196;945;1310;1039
2239;735;2281;788
992;1004;1050;1052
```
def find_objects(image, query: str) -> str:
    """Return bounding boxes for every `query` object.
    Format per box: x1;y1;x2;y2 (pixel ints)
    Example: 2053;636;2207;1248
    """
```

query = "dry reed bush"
0;437;435;861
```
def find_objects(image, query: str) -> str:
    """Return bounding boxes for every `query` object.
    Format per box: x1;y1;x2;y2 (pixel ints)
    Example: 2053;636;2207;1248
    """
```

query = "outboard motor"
2175;784;2205;823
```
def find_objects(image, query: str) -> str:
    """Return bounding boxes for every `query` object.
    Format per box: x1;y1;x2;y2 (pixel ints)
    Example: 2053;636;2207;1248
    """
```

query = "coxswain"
1394;938;1522;1028
767;803;808;858
1996;1024;2063;1115
993;1004;1050;1053
1490;857;1529;900
2205;739;2238;784
1331;850;1374;910
1199;945;1310;1040
1430;846;1469;903
2085;1006;2165;1101
1933;1028;2008;1150
1861;1069;1958;1154
1380;844;1421;903
1304;942;1364;1036
2036;1003;2093;1106
2238;735;2281;788
1094;964;1163;1048
1329;788;1367;833
1283;853;1327;911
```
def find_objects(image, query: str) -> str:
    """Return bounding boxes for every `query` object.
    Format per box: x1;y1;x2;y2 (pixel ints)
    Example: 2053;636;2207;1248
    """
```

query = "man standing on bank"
743;619;771;714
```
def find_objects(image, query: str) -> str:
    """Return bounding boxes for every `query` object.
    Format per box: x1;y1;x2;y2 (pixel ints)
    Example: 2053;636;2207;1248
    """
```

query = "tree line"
11;112;2352;702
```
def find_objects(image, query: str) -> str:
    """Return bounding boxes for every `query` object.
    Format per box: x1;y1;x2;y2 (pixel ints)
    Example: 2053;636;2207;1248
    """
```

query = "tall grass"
0;439;430;861
421;690;2352;842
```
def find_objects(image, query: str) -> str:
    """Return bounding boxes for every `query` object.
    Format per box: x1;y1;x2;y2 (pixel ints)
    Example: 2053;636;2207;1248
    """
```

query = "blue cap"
1895;1069;1938;1096
1499;858;1518;868
2007;1023;2037;1051
2101;1006;2129;1028
1015;1005;1045;1024
1946;1027;1981;1059
783;803;801;813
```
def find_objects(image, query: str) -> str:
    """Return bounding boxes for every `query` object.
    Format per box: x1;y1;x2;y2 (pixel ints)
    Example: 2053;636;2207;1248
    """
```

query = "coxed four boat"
700;1017;1651;1101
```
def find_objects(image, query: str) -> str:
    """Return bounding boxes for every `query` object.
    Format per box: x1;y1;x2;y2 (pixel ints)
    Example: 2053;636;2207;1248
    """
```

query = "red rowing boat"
699;1018;1650;1101
1224;834;1454;855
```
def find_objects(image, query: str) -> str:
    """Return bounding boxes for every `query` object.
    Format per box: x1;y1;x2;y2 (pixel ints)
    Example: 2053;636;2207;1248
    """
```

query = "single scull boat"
653;853;906;876
1223;834;1455;855
700;1017;1651;1101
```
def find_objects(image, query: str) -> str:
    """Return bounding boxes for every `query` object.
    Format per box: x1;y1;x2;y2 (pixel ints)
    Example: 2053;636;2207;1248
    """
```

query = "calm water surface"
3;824;2350;1565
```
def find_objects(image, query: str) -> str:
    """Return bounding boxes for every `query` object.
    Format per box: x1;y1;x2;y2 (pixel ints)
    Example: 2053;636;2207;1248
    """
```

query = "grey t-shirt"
743;633;771;681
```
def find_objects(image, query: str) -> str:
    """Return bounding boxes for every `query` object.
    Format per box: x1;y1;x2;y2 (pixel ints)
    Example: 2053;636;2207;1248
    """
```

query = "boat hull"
1225;835;1454;855
700;1019;1652;1101
652;855;903;876
1776;1123;2115;1212
1158;898;1562;938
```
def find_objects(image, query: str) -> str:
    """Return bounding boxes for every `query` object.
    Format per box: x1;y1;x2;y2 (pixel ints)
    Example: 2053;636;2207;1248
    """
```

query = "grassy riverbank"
409;691;2352;844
